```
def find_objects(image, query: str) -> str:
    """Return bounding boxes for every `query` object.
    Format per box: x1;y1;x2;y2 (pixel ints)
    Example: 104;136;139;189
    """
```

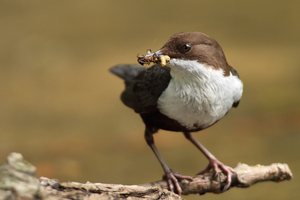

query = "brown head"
138;32;232;75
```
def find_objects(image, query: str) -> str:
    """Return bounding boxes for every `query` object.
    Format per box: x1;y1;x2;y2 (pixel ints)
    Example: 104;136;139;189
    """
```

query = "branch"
0;153;292;200
145;162;292;195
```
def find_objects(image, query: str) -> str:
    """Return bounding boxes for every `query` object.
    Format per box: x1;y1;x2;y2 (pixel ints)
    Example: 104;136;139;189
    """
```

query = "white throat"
157;59;243;129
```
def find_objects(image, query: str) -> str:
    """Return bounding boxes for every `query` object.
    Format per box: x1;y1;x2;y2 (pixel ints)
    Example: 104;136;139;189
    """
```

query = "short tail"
109;64;144;81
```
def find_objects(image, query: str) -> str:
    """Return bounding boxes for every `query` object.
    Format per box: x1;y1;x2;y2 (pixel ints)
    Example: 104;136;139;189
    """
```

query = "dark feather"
109;64;144;82
232;100;240;108
229;65;240;78
110;64;171;114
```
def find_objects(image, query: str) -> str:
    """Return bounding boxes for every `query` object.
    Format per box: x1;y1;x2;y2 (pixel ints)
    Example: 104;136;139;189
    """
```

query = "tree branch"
0;153;292;200
144;162;292;195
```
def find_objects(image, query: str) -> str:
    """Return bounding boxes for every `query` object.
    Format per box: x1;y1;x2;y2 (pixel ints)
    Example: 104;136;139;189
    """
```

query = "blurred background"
0;0;299;199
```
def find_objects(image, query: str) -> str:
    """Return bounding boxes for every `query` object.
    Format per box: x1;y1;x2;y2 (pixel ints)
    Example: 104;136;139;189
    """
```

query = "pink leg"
184;132;234;191
145;128;193;195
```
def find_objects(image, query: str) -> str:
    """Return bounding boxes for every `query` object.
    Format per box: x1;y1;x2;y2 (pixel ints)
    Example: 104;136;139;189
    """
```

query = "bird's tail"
109;64;144;82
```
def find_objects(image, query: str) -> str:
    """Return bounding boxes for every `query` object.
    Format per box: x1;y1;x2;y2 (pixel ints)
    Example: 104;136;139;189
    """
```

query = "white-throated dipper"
110;32;243;194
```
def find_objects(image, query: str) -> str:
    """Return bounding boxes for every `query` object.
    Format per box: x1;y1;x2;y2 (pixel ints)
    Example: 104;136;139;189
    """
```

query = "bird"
110;32;243;194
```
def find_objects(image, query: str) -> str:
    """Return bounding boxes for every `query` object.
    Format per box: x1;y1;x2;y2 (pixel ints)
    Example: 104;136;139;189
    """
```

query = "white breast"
157;59;243;129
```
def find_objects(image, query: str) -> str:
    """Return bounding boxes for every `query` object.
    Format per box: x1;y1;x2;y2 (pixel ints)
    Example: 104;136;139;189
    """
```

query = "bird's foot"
198;159;235;191
163;170;193;195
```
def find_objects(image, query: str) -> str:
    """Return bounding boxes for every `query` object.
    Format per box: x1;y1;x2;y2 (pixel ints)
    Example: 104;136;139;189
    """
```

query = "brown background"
0;1;299;199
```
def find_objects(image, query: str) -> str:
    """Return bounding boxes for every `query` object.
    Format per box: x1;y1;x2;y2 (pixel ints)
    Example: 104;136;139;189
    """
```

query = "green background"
0;1;299;199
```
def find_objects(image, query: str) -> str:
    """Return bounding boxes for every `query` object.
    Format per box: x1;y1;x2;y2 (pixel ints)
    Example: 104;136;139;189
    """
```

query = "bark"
0;153;293;200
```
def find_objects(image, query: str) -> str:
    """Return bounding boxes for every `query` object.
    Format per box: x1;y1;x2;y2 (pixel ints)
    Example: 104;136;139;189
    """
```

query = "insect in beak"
137;49;170;66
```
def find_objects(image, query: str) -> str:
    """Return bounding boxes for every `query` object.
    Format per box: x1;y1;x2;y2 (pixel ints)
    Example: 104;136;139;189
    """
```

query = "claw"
172;172;193;181
199;159;235;191
163;171;193;195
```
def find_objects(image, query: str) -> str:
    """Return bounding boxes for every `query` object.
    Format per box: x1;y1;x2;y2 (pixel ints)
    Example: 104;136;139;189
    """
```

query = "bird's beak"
137;49;170;66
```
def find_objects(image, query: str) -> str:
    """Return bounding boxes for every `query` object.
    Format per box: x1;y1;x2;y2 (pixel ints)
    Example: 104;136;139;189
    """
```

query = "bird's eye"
178;43;192;54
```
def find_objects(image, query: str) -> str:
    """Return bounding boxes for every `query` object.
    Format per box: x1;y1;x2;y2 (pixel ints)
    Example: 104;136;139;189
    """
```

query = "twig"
0;153;293;200
144;162;292;195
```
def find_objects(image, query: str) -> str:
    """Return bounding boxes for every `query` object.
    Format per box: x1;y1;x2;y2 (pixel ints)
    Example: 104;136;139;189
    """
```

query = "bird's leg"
183;132;234;191
145;128;192;195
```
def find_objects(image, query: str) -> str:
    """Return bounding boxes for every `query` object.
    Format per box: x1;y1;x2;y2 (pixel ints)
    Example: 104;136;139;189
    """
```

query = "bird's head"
138;32;230;75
